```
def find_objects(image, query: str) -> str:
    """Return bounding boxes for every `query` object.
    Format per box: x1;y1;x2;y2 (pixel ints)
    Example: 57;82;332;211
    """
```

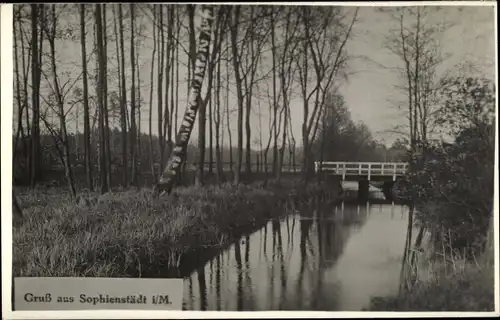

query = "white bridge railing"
314;161;409;180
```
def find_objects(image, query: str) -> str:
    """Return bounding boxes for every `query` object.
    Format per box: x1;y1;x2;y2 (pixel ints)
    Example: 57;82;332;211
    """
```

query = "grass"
366;229;495;312
13;179;333;278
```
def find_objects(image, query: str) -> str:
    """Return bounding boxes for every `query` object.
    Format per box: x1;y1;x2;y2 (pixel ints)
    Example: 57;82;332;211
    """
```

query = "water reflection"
184;201;413;311
197;266;207;310
216;255;221;310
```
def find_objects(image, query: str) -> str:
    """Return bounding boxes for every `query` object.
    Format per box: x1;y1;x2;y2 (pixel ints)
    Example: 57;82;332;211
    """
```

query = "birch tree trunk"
156;5;215;195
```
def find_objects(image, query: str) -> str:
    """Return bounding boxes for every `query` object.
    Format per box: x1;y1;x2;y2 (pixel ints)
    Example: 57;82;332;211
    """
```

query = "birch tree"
156;5;215;195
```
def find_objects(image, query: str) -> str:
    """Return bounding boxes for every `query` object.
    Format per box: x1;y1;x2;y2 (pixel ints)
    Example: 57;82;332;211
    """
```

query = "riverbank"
366;228;495;312
12;180;335;278
368;259;494;311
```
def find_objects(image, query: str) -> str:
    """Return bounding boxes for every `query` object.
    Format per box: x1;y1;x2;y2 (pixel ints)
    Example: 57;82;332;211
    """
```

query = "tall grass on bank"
13;181;330;278
367;224;495;312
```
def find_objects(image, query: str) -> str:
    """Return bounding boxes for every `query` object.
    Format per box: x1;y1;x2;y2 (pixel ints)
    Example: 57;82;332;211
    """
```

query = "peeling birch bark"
156;5;214;195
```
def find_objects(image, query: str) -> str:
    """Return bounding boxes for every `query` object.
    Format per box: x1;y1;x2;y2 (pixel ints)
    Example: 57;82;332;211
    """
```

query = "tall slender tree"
148;5;157;182
44;4;77;198
214;39;223;183
230;6;243;184
196;6;229;185
174;6;180;134
13;8;25;164
118;4;128;186
156;5;215;195
163;5;174;161
95;3;109;193
169;6;176;157
20;16;32;167
270;6;278;176
130;3;138;186
30;4;41;188
102;4;112;188
225;32;233;173
157;5;165;169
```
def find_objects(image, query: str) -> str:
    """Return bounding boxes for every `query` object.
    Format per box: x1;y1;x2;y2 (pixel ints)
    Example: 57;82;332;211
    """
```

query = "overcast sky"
13;4;496;148
340;5;495;145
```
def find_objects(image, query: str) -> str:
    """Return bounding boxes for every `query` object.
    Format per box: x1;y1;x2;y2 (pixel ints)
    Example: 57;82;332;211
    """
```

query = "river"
181;182;415;311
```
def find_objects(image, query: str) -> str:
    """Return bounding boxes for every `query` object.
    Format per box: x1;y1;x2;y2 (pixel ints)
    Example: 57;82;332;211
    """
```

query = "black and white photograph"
2;1;498;315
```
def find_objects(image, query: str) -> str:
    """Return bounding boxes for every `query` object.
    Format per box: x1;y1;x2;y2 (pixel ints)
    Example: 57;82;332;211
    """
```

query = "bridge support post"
325;175;342;196
358;179;369;201
382;180;395;201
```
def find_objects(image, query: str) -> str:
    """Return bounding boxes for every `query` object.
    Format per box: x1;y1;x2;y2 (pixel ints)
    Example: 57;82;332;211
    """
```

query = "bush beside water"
366;77;496;312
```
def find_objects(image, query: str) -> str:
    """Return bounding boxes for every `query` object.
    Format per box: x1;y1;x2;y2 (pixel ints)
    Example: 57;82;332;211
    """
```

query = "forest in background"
12;4;409;193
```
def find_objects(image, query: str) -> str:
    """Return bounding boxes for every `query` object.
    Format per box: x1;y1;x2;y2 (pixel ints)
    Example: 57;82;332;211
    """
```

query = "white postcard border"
2;1;498;319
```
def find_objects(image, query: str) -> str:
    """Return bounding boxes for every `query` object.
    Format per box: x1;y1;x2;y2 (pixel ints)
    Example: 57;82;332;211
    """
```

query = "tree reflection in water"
197;266;207;310
234;240;243;310
216;255;221;311
183;200;408;311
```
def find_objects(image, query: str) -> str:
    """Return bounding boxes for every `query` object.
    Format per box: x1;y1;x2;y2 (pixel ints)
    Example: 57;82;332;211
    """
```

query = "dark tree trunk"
95;4;109;194
157;5;165;170
148;5;157;183
30;4;41;188
102;4;112;188
130;3;138;186
118;4;128;187
230;6;243;184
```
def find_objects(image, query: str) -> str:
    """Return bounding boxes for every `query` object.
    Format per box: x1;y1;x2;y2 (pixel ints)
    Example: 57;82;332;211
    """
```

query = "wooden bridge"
314;161;409;201
314;161;409;181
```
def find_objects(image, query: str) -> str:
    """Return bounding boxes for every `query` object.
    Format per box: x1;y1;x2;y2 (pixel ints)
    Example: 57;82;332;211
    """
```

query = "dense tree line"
311;91;407;164
13;4;374;194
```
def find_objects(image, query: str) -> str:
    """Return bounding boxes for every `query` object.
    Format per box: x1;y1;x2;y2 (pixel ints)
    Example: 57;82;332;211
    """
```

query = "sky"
340;5;495;144
12;3;496;149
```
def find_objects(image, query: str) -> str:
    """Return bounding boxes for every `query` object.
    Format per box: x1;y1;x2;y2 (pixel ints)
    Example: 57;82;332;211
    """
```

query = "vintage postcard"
1;1;498;318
